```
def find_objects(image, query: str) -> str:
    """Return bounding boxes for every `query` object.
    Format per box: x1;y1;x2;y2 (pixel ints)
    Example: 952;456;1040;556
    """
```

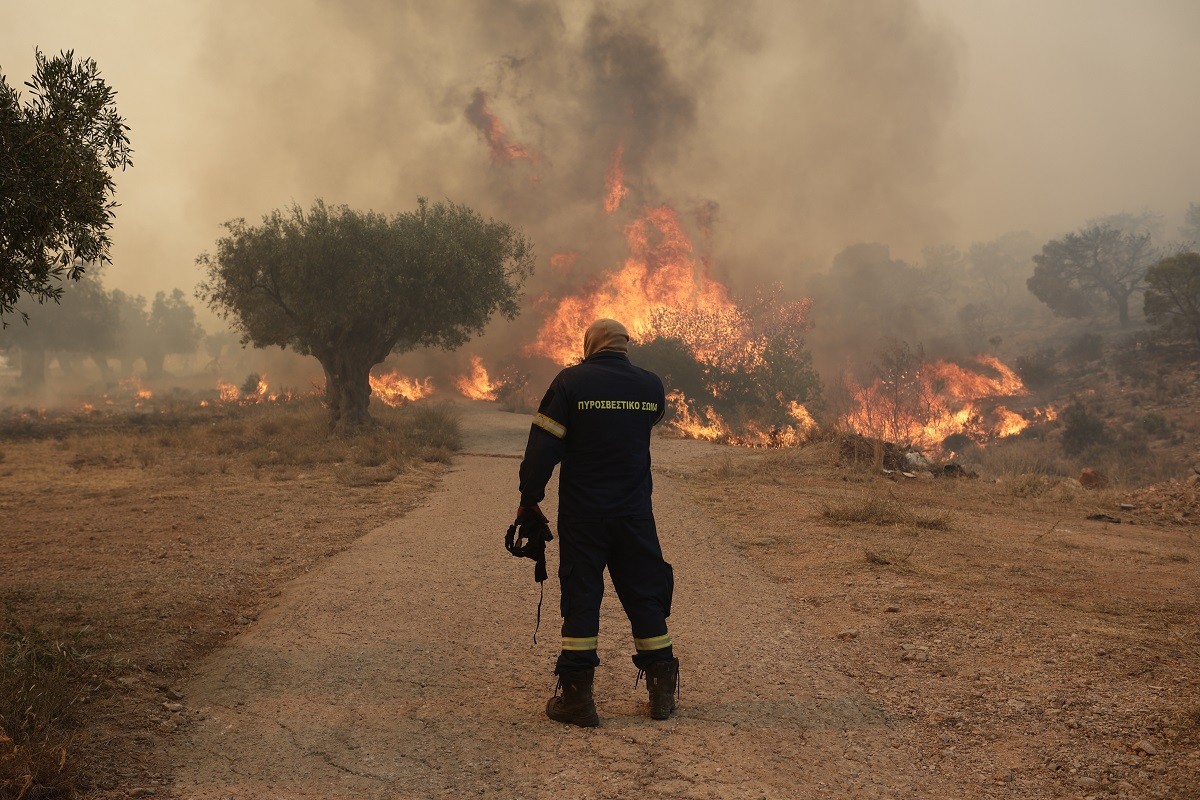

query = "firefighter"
516;318;678;727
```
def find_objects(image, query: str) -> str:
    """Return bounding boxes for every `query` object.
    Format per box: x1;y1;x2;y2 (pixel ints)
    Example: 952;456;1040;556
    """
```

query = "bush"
399;402;462;452
1060;400;1108;456
1140;413;1169;437
820;495;951;530
1062;331;1104;362
1014;349;1057;389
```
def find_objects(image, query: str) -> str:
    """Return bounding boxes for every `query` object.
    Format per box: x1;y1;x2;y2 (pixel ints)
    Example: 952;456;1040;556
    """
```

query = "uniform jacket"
519;350;666;517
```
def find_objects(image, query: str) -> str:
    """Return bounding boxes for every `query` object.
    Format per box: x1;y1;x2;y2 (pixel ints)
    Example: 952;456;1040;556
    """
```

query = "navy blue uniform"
519;350;675;673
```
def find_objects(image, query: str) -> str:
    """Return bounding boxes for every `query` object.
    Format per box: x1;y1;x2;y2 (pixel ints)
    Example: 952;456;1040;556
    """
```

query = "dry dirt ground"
4;401;1199;798
163;404;1198;800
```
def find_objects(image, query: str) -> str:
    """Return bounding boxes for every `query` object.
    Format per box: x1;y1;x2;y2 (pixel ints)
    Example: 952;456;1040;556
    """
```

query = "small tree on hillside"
1143;252;1200;344
1027;224;1157;326
0;50;132;321
198;199;533;431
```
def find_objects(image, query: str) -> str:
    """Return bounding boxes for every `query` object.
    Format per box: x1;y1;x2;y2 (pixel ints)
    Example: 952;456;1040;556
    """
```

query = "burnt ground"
2;401;1198;798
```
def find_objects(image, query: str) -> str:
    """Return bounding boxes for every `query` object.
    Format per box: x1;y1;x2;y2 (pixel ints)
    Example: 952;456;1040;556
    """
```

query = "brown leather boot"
643;658;679;720
546;669;600;728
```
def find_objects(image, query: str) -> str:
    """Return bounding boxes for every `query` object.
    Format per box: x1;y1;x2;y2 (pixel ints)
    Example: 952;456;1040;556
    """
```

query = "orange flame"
841;355;1032;449
370;371;434;407
666;393;818;447
603;143;629;214
120;377;153;403
455;355;502;401
465;88;533;165
530;205;736;366
217;381;240;403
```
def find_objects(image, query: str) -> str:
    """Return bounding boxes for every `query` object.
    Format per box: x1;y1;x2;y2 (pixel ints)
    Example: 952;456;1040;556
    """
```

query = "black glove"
506;504;553;583
515;504;549;525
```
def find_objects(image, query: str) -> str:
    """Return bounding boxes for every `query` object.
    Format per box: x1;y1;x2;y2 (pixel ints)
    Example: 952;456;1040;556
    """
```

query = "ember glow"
370;371;434;407
455;355;502;401
119;377;153;404
841;355;1033;449
603;143;629;214
464;88;534;165
214;376;272;404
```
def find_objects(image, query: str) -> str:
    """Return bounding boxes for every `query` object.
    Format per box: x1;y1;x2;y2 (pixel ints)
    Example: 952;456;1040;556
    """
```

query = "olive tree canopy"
1027;224;1156;326
198;198;533;431
0;49;132;322
1143;252;1200;344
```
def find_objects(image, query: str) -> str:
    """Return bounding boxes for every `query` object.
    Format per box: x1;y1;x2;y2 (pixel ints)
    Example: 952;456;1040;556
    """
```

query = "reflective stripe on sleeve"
633;633;672;652
561;636;598;651
532;412;567;439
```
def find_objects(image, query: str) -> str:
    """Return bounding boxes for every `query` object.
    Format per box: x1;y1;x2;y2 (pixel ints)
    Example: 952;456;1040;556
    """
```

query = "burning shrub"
240;373;264;396
491;361;532;413
1060;400;1109;456
631;297;822;446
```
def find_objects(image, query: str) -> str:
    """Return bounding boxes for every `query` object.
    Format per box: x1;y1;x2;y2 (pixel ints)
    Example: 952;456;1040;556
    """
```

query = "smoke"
7;0;1200;396
170;0;960;379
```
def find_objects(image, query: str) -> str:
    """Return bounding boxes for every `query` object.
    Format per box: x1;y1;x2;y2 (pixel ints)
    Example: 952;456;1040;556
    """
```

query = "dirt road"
170;405;945;799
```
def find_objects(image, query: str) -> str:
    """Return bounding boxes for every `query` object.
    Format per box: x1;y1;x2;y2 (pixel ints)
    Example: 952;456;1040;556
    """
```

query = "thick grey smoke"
183;0;960;364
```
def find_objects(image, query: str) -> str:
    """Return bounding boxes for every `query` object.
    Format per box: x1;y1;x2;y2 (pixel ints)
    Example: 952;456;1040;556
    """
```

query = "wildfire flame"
119;377;153;404
603;143;629;214
455;355;503;401
667;393;818;448
214;376;272;404
217;381;240;403
530;205;736;366
841;355;1032;449
465;88;534;165
370;371;434;407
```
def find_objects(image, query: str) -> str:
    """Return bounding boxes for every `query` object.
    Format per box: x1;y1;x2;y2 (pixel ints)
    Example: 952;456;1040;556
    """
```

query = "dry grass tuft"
821;494;952;530
53;398;464;482
0;620;98;799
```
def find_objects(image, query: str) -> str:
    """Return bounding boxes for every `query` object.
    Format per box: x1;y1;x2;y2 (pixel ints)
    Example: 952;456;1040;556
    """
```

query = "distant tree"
199;198;533;431
1143;252;1200;344
1181;203;1200;245
0;270;115;388
142;289;204;377
0;50;132;321
967;231;1038;305
1060;399;1108;457
920;244;964;303
1090;210;1163;241
106;288;149;375
810;243;936;359
1027;224;1157;326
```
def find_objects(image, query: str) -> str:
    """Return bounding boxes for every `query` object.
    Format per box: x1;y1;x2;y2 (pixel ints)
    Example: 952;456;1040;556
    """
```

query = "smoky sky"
5;0;1200;322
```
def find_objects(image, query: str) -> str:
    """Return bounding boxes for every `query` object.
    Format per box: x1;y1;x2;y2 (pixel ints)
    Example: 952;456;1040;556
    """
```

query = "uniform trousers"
555;514;675;674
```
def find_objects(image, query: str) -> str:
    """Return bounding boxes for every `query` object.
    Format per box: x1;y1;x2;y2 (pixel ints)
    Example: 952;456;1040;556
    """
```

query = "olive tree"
198;198;533;431
0;50;132;321
1143;252;1200;344
1027;224;1156;326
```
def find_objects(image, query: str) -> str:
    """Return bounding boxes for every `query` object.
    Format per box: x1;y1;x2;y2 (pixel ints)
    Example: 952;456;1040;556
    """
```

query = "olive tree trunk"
320;354;376;434
20;345;46;391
